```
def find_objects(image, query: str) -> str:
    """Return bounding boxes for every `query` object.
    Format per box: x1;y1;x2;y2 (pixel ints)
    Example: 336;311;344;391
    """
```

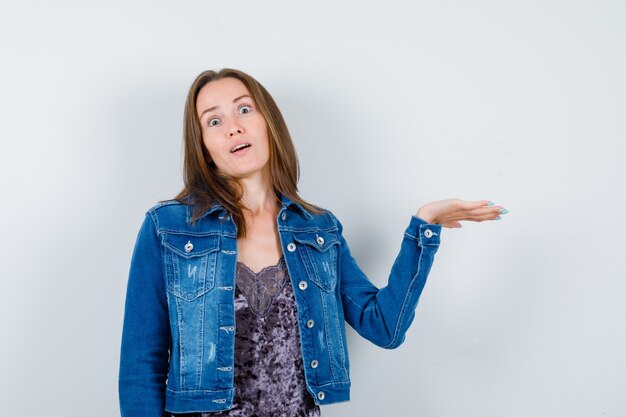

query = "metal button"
281;212;286;221
310;359;318;368
287;242;296;252
316;235;324;245
424;229;433;238
298;281;308;290
317;391;325;400
306;319;315;328
225;215;230;221
184;241;193;253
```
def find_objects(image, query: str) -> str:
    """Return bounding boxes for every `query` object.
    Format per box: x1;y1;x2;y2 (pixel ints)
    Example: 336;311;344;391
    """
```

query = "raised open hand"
415;199;508;228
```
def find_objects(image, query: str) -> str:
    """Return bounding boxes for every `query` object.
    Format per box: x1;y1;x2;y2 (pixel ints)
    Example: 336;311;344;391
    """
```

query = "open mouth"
230;143;252;153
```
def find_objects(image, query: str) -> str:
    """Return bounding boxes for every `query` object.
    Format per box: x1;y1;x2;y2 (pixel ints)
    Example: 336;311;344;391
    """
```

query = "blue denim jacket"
119;193;442;416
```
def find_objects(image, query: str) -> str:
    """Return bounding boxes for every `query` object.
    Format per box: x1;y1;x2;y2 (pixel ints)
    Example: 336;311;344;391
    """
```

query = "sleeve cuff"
408;215;442;246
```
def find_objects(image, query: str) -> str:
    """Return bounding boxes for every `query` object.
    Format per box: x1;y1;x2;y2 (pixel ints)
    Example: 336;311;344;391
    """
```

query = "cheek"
201;137;222;161
253;118;270;141
202;132;219;151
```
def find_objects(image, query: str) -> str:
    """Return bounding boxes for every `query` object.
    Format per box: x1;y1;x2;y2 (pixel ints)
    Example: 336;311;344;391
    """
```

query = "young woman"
118;68;507;417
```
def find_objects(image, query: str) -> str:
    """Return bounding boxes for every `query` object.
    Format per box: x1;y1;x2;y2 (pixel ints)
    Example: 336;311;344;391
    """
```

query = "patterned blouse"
170;254;321;417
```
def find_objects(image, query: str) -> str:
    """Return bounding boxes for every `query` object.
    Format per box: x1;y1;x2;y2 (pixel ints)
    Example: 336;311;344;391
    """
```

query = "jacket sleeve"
119;211;171;417
331;213;442;349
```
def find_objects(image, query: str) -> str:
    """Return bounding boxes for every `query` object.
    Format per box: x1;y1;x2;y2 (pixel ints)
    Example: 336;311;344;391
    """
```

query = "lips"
230;143;252;153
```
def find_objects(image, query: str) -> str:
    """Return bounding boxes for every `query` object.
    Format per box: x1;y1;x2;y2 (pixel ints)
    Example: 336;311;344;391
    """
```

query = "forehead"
196;77;251;111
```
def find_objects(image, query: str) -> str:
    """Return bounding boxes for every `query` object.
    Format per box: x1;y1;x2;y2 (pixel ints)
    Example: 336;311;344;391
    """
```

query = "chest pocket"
161;232;220;301
293;230;340;292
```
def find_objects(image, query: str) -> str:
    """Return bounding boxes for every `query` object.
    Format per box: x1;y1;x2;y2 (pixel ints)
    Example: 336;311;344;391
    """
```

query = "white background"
1;1;625;416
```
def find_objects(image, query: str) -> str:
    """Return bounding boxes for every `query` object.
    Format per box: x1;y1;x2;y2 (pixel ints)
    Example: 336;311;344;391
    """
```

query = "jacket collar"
194;193;313;220
280;193;313;219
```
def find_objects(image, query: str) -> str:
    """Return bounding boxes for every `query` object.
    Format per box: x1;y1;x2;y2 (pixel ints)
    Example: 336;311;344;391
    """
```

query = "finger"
468;210;503;221
477;200;496;207
456;199;487;210
456;207;503;222
462;199;495;210
469;206;503;216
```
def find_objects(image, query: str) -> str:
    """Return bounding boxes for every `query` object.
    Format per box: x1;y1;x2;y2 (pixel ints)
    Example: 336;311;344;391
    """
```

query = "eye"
239;105;252;114
208;117;219;127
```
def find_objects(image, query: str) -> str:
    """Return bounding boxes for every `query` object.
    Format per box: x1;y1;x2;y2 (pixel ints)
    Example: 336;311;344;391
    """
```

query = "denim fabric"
119;193;442;417
168;254;320;417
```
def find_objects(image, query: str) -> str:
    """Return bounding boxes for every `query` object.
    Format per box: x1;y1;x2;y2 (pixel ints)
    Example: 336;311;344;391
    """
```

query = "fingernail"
487;201;495;206
495;216;502;220
499;208;509;214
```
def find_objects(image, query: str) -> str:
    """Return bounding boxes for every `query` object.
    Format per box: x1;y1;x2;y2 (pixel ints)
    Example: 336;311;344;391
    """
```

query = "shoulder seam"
327;210;343;233
149;199;181;211
145;200;181;232
146;210;161;234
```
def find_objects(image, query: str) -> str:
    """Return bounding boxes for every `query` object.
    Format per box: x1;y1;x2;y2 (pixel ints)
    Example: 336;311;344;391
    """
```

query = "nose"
227;120;244;137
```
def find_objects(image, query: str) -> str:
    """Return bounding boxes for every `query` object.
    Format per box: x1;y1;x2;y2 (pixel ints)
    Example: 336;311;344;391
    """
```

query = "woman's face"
196;77;271;179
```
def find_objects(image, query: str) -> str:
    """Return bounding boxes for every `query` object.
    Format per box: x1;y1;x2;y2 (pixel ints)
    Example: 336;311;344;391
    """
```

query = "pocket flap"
293;230;339;292
292;231;339;253
162;232;220;258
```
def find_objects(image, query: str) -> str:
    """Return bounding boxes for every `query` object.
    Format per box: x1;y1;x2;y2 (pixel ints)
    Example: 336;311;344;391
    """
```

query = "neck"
238;181;280;219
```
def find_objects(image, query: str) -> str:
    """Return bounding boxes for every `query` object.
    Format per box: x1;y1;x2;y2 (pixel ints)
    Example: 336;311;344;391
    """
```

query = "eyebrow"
199;94;252;120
